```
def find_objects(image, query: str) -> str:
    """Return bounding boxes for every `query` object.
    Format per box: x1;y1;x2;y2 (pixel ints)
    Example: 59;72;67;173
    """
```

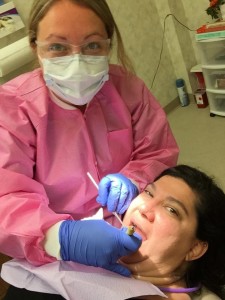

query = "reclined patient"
121;164;225;300
2;165;225;300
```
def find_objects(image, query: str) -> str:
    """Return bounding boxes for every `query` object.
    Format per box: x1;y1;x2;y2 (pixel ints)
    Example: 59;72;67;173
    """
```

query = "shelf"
202;64;225;69
206;88;225;93
190;64;202;73
197;37;225;42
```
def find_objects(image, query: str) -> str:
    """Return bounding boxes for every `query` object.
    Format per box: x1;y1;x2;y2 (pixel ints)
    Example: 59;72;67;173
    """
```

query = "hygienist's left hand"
96;173;139;214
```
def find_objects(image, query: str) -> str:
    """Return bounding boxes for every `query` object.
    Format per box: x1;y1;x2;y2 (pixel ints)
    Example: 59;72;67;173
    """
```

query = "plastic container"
176;78;189;107
197;38;225;65
201;67;225;90
203;90;225;116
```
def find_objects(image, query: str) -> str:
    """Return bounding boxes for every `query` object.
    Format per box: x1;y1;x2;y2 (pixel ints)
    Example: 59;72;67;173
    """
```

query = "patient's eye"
144;189;153;197
166;206;178;216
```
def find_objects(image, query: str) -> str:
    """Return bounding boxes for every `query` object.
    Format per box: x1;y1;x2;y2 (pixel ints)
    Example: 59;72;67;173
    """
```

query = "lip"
130;214;147;241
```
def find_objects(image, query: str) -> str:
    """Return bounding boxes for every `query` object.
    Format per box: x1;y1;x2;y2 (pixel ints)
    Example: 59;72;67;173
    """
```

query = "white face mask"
41;54;109;106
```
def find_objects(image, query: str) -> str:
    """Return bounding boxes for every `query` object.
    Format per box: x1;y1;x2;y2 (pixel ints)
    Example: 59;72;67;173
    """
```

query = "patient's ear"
185;240;208;261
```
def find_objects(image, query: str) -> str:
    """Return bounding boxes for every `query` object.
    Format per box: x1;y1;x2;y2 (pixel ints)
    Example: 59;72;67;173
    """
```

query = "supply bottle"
176;78;189;107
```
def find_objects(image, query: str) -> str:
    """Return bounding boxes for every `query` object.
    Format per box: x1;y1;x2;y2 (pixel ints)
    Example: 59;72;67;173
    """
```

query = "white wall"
107;0;213;108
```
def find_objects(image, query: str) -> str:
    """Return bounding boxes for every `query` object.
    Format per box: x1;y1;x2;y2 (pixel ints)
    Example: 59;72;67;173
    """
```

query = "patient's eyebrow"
149;182;156;190
150;183;189;216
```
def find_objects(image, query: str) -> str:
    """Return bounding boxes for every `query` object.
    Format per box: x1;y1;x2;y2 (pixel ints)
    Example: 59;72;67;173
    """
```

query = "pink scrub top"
0;64;179;265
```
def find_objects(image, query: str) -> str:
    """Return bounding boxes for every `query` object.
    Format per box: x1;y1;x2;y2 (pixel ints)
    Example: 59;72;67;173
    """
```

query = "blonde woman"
0;0;178;299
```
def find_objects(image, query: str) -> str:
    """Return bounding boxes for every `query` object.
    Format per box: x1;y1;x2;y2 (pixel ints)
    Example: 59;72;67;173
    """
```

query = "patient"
2;165;225;299
121;165;225;300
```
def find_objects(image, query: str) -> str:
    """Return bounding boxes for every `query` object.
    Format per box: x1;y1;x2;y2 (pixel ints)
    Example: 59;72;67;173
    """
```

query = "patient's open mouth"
130;222;147;240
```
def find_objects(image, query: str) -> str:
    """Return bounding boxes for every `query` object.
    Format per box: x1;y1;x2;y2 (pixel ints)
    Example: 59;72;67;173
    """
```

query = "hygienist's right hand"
59;219;142;276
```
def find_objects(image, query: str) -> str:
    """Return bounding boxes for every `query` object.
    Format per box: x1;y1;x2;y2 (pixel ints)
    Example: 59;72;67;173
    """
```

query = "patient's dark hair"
157;165;225;298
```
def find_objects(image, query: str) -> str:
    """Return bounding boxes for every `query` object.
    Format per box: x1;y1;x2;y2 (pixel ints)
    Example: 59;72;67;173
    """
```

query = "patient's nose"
138;204;155;222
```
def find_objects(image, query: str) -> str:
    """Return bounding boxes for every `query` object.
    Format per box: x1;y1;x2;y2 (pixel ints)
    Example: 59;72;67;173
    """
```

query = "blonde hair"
28;0;134;73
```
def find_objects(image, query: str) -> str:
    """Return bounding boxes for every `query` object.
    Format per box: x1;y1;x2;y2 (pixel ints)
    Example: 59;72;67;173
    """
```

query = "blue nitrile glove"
59;219;142;277
96;173;139;214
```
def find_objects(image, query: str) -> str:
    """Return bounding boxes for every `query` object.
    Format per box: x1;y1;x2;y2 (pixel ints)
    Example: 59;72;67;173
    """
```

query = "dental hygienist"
0;0;178;299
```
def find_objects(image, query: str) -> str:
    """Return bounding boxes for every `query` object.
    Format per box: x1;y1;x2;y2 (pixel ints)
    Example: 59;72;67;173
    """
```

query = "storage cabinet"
197;37;225;117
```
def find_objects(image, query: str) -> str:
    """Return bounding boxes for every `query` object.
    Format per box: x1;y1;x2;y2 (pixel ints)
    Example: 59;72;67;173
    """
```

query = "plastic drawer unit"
197;37;225;116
